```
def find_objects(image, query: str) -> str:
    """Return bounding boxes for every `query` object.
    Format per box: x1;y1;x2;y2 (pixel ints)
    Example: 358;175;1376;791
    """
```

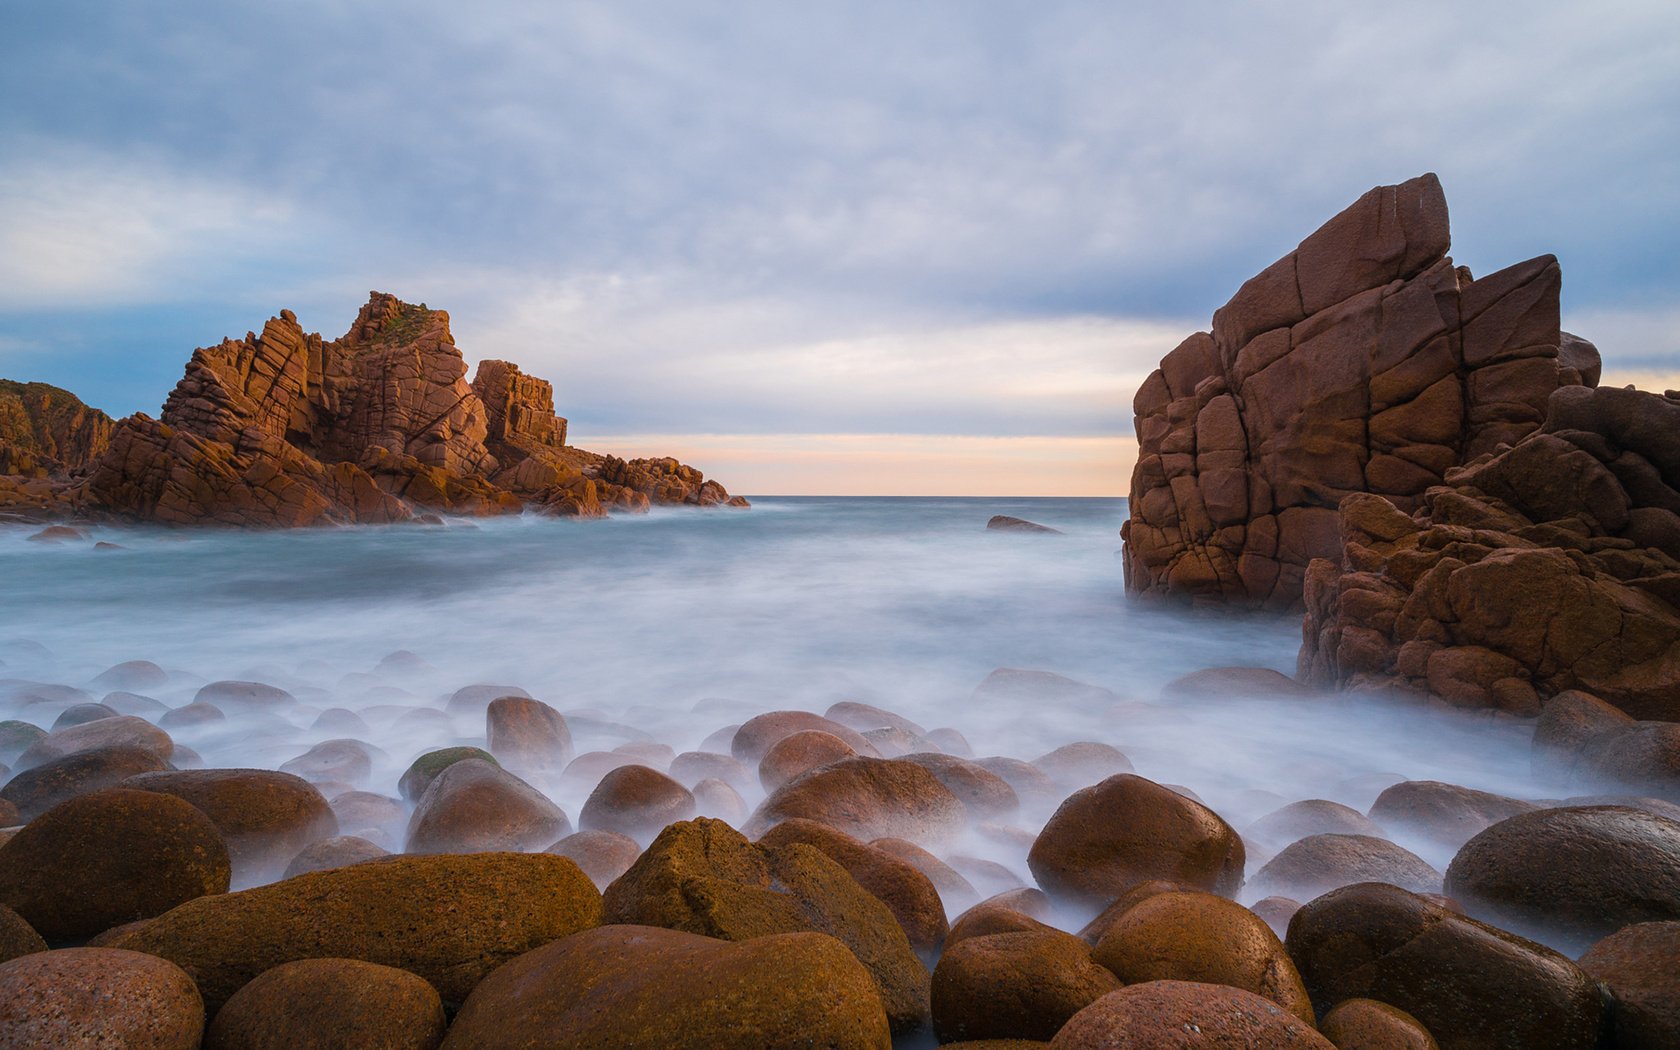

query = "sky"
0;2;1676;495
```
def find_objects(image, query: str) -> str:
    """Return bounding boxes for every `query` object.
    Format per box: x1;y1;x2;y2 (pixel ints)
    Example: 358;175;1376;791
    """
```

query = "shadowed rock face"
1123;174;1593;610
1299;385;1680;720
0;380;115;478
1;292;745;525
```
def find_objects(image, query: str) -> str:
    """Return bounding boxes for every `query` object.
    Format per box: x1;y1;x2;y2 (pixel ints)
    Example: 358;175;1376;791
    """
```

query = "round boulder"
1320;998;1438;1049
1252;834;1442;901
731;710;877;764
92;660;170;692
0;904;46;965
205;957;446;1050
579;764;696;840
124;769;338;882
193;680;296;711
1244;799;1386;850
1444;805;1680;955
17;715;173;769
547;829;643;887
0;788;230;941
759;729;858;792
933;930;1120;1041
398;746;497;802
1367;780;1535;852
1031;742;1134;789
442;925;890;1049
0;947;203;1049
0;744;170;821
1049;981;1332;1049
1286;882;1603;1049
282;835;389;879
1578;921;1680;1050
901;752;1019;820
49;702;118;730
486;695;574;773
668;750;755;792
1027;774;1244;907
744;756;966;843
405;758;570;855
1091;890;1314;1023
278;739;379;787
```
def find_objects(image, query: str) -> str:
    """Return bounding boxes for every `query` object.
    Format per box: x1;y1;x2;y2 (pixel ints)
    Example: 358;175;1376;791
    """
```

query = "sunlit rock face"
1;291;743;525
0;380;116;479
1299;385;1680;722
1122;174;1592;610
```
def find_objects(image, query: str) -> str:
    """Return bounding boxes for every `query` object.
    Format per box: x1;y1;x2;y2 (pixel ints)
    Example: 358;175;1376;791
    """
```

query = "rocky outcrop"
1122;174;1592;609
1299;385;1680;720
0;292;745;526
0;380;116;479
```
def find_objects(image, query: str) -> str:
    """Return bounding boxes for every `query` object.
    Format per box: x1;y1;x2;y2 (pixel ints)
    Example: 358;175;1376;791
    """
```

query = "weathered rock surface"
0;947;203;1050
1050;981;1333;1049
1320;999;1439;1050
600;817;929;1034
0;380;115;479
744;756;967;844
1578;921;1680;1050
0;293;743;524
1286;882;1604;1049
0;743;171;821
124;768;337;882
933;930;1120;1042
1299;385;1680;719
1251;833;1442;901
578;764;695;840
1443;804;1680;954
1123;174;1589;609
442;925;891;1049
205;957;446;1050
0;788;231;941
0;904;46;964
404;758;570;854
112;852;601;1012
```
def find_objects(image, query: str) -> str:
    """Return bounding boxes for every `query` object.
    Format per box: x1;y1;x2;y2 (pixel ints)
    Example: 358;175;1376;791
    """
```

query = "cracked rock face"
2;291;744;525
1298;385;1680;721
1122;174;1593;610
0;380;115;479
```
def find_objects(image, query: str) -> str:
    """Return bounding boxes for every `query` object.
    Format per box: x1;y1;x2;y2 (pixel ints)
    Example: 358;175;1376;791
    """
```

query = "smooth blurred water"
1;497;1557;882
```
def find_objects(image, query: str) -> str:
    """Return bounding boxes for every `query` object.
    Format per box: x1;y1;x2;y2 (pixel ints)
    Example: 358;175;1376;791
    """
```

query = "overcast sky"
1;2;1676;494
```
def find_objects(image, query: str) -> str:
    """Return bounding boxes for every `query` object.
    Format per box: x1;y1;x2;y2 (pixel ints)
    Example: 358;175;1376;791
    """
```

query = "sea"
0;497;1549;882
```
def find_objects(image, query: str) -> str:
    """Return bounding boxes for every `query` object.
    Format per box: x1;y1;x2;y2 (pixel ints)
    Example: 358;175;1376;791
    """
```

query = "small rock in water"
985;515;1063;535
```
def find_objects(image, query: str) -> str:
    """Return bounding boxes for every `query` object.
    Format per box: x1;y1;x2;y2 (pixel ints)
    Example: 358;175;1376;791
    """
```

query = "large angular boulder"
112;852;601;1012
1299;385;1680;719
441;925;890;1049
1123;174;1586;609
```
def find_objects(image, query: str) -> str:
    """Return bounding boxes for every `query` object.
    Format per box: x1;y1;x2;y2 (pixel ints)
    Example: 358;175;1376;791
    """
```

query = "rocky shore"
0;292;747;527
0;175;1676;1048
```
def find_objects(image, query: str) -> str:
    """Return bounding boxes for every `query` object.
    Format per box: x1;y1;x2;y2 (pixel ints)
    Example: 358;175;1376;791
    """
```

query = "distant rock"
1123;174;1591;609
986;515;1063;535
0;292;745;525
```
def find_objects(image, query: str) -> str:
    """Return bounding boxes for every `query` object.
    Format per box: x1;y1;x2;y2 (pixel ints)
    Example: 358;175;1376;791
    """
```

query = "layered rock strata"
1123;174;1592;609
0;292;745;525
0;380;115;478
1299;385;1680;720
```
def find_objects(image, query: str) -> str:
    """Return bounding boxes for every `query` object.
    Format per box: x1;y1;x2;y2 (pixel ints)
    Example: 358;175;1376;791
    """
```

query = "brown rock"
600;817;929;1034
1367;780;1535;851
1075;879;1188;945
441;925;890;1049
1125;174;1575;610
947;898;1059;948
1443;805;1680;954
933;930;1120;1042
14;714;173;769
113;852;601;1012
1577;921;1680;1050
1251;896;1302;939
1253;833;1442;900
976;669;1117;706
50;702;118;729
0;379;115;477
194;680;295;711
547;829;643;888
0;744;170;821
731;710;877;764
1027;774;1245;907
1245;799;1387;850
205;958;445;1050
987;515;1063;535
92;660;169;692
825;700;928;737
1092;890;1315;1023
668;750;755;792
758;818;949;955
872;836;981;913
1163;666;1315;699
0;947;202;1049
277;739;377;787
692;777;748;824
159;701;224;729
578;764;695;840
0;788;230;941
327;791;407;844
744;756;966;843
758;729;858;792
559;750;649;792
397;746;497;801
125;768;337;883
901;752;1019;820
1031;742;1134;789
405;758;569;854
0;904;46;964
1050;981;1333;1048
1319;999;1439;1050
485;695;573;773
281;835;389;878
1286;881;1604;1049
973;757;1061;806
0;720;45;764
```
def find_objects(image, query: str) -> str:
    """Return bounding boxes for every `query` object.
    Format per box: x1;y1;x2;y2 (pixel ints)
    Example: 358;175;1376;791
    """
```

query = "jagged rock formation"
0;380;115;478
0;293;745;526
1122;174;1593;610
1299;385;1680;721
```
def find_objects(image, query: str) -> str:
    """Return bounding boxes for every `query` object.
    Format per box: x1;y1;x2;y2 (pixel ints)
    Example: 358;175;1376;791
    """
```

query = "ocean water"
1;497;1553;892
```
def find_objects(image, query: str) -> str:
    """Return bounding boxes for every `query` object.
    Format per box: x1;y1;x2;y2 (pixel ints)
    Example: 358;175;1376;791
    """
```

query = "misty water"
1;497;1556;909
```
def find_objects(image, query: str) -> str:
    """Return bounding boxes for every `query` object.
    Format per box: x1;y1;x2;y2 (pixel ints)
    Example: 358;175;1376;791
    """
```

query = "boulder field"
0;292;746;526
